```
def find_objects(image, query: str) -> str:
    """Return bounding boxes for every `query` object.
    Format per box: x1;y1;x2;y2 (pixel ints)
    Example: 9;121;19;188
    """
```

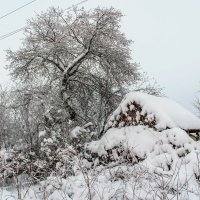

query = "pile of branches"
107;102;156;130
84;144;144;167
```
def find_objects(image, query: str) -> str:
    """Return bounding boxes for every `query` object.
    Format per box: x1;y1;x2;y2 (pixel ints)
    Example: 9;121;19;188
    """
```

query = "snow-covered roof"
107;92;200;131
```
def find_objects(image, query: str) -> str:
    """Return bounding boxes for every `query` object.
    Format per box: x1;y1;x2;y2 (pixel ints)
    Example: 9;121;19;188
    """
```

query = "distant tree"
0;87;21;148
6;7;160;134
194;98;200;114
0;86;9;148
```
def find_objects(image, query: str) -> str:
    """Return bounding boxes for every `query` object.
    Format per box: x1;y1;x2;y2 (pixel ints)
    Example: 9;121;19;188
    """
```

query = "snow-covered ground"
1;125;200;199
1;162;200;200
1;92;200;199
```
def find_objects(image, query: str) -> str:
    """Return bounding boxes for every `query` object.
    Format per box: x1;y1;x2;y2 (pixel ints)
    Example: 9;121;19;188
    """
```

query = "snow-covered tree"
6;7;160;133
0;87;9;148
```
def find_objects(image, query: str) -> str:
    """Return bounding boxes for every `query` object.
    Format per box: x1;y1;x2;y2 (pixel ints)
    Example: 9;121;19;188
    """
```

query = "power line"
0;28;24;41
0;0;88;41
0;0;37;21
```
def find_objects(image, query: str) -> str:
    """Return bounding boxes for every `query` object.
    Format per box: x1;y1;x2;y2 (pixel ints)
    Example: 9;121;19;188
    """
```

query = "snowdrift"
86;126;200;199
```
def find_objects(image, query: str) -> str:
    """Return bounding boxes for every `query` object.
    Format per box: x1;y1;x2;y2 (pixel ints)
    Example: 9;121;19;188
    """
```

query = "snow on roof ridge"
107;92;200;130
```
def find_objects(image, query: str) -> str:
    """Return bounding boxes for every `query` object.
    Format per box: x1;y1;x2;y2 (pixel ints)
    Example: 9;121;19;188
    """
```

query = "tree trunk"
61;74;77;121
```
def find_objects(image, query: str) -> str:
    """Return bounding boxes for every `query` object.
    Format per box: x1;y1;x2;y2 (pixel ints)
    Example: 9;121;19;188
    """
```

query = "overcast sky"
0;0;200;113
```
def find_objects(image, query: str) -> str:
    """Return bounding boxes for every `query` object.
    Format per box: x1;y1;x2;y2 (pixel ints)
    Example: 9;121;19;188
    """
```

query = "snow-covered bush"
86;126;200;185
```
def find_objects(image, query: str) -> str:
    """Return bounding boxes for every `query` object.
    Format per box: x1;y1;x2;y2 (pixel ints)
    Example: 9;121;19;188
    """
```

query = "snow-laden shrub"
86;126;200;185
0;148;36;185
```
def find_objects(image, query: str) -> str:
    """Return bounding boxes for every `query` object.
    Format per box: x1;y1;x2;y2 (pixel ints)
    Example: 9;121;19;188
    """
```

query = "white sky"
0;0;200;113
